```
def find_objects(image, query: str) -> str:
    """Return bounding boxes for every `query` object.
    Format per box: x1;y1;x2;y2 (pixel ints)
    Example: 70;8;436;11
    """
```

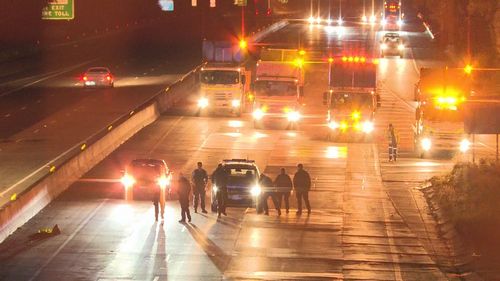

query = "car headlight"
459;139;471;152
231;99;241;108
362;121;374;133
253;109;264;120
120;174;135;188
381;43;388;50
421;138;432;151
397;19;403;26
250;185;261;196
198;97;209;108
157;176;170;189
381;19;387;25
398;44;405;50
287;111;301;122
328;121;339;130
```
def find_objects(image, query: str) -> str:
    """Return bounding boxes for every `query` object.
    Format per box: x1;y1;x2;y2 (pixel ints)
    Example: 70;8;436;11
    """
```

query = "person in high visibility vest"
387;123;399;162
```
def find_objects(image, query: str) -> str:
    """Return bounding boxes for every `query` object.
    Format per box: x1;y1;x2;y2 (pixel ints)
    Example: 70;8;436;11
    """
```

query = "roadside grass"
431;160;500;253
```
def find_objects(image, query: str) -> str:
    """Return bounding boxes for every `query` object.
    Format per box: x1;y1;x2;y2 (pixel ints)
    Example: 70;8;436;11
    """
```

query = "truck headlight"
328;121;339;130
287;111;301;122
250;185;261;196
398;44;405;50
120;174;135;188
459;139;471;152
362;121;374;133
198;97;209;108
421;138;432;151
231;99;241;108
253;109;264;120
381;43;388;50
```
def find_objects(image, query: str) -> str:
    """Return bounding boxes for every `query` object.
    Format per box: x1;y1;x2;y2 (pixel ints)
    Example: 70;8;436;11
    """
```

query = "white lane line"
28;200;107;281
372;144;404;281
0;59;98;98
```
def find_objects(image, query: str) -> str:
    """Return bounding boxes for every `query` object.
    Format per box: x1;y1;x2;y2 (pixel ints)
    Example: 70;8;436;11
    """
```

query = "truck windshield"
254;81;296;96
331;93;372;109
201;70;239;85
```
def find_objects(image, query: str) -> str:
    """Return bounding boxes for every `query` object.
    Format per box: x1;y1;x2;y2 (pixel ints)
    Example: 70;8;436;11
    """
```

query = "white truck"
252;48;304;129
197;40;250;116
414;67;472;157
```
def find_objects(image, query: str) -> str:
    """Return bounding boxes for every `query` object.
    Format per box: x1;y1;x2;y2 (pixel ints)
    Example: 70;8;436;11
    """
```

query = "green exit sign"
42;0;74;20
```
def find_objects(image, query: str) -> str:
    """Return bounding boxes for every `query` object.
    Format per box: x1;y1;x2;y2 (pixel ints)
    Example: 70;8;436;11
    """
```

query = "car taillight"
83;75;88;81
106;75;112;81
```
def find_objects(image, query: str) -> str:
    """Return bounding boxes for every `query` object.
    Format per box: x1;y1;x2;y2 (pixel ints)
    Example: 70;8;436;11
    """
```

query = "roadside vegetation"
430;160;500;250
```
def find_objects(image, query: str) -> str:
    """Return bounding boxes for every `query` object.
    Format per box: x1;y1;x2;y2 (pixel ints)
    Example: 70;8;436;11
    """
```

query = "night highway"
0;1;499;280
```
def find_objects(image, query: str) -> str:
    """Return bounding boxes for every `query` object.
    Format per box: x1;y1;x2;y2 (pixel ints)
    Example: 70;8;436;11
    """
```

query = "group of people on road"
152;162;313;222
259;164;312;216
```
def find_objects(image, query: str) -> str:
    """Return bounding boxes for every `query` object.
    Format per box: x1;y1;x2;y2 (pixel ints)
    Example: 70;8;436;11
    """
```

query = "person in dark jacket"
293;163;311;215
274;168;293;214
192;162;208;213
177;173;192;223
211;163;228;218
259;173;280;215
151;183;163;222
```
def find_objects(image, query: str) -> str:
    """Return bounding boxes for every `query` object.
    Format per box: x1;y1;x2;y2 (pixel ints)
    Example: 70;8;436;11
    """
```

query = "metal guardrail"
0;64;203;211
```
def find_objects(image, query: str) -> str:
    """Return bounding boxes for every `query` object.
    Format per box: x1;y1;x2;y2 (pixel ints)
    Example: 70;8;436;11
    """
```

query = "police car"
380;32;405;58
210;159;261;212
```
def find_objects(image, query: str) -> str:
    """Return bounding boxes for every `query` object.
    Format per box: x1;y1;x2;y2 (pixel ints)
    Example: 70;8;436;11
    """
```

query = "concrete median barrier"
0;18;285;243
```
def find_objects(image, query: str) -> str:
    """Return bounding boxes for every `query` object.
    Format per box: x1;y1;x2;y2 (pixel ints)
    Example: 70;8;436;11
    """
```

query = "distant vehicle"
252;48;304;129
380;32;404;58
413;68;472;157
197;40;251;117
120;159;172;200
210;159;261;212
82;67;114;88
382;0;403;30
324;56;380;142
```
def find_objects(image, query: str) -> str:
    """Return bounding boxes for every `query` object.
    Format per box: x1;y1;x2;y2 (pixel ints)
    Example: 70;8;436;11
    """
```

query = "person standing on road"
293;163;311;215
192;162;208;214
387;123;399;162
211;163;228;218
274;168;293;214
177;173;192;223
259;173;280;216
151;181;164;222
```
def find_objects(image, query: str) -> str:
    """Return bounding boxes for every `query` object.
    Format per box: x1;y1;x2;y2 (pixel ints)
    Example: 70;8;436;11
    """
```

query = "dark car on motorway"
120;159;172;200
210;159;262;212
380;32;404;58
82;67;114;88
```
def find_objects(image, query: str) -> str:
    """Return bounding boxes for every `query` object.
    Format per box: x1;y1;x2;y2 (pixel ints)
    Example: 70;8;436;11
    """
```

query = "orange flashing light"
342;56;348;62
328;57;334;63
372;58;380;65
239;39;248;49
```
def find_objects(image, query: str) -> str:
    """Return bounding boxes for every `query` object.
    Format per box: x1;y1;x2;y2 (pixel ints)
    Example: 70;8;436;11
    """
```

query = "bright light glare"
157;176;170;188
120;174;135;188
253;132;267;139
325;146;347;159
308;16;315;24
397;19;403;26
421;138;432;151
369;15;376;23
381;43;388;50
212;185;218;193
398;44;405;50
361;15;367;22
316;17;321;24
337;18;343;25
251;185;261;196
326;18;333;25
253;109;264;120
287;111;301;122
198;97;209;108
228;120;243;128
459;139;471;152
328;121;339;130
231;99;241;107
362;121;374;133
324;25;336;33
381;19;387;26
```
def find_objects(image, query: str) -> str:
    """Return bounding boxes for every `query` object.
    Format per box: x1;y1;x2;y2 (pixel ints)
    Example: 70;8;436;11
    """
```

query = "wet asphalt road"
0;19;495;280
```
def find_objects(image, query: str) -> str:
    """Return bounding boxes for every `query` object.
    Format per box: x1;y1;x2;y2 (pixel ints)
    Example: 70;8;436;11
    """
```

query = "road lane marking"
147;116;183;156
372;143;404;281
28;200;107;281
